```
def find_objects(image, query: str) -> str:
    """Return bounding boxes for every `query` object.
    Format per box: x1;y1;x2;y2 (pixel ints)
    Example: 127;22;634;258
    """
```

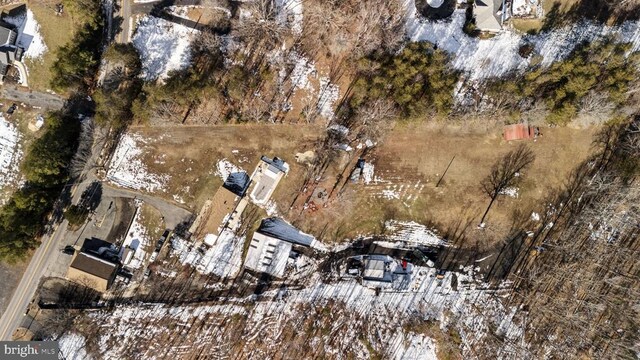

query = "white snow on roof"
133;15;197;81
106;133;169;193
405;0;640;82
2;9;47;59
384;220;446;247
172;229;245;278
0;115;22;195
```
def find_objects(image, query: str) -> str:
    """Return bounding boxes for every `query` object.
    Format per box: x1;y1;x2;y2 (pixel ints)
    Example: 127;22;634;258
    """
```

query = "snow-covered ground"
215;159;244;182
499;186;519;198
275;0;303;35
106;133;169;192
58;333;91;360
0;115;23;195
133;15;197;81
171;229;245;278
272;51;341;121
69;263;523;359
2;9;47;59
121;201;151;269
405;0;640;82
381;220;446;247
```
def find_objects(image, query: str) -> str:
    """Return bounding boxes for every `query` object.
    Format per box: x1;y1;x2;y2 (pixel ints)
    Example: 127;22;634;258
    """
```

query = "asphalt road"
101;184;192;229
0;86;64;110
0;220;70;340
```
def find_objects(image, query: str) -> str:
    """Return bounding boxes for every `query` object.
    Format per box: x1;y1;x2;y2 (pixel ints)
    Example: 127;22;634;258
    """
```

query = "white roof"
363;259;386;279
244;232;292;278
475;0;502;32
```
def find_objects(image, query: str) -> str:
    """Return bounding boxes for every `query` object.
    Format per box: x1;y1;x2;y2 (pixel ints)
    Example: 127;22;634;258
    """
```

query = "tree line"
0;0;105;261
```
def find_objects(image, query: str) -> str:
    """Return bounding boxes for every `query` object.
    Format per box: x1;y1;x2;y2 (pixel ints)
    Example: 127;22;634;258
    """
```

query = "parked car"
62;245;75;255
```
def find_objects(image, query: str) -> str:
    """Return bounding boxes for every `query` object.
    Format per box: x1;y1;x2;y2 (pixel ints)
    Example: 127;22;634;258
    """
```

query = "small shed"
503;124;539;141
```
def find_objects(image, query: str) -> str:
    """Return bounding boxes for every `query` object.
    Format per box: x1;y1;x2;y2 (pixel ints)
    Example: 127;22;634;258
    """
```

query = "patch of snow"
121;202;150;269
362;163;374;185
381;188;401;199
264;200;278;216
317;78;340;119
2;9;48;59
288;52;316;90
173;229;245;278
0;115;22;193
384;220;446;247
512;0;534;16
499;186;519;198
58;332;91;360
215;159;244;182
275;0;303;35
106;133;169;192
391;332;438;360
82;264;523;359
133;15;197;81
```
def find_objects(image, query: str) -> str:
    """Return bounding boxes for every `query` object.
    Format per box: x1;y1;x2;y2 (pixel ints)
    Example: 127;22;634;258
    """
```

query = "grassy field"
139;202;166;243
24;0;77;91
128;121;598;250
132;124;323;212
299;122;597;246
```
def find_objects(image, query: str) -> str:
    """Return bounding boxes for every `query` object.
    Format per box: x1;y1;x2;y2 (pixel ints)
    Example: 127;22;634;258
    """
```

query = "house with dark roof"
66;238;122;292
0;22;23;82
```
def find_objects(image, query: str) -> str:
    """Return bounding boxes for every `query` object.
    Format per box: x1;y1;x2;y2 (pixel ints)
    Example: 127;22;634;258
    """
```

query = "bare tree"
480;144;535;224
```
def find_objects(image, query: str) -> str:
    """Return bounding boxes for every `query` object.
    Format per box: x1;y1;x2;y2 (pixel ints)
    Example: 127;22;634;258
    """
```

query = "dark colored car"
62;245;75;255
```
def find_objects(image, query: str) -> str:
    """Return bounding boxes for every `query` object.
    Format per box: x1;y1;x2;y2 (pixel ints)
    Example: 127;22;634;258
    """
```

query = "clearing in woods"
126;122;597;249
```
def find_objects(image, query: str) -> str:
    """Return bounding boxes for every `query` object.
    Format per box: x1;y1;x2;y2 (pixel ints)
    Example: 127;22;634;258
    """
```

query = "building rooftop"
203;186;239;236
223;171;250;197
257;217;315;247
475;0;502;32
244;232;292;278
260;155;289;174
0;24;16;46
69;252;119;281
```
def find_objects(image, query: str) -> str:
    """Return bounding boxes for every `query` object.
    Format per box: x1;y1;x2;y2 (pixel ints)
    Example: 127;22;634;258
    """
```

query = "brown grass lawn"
132;124;323;212
130;122;598;250
295;122;597;247
139;202;166;242
25;0;77;91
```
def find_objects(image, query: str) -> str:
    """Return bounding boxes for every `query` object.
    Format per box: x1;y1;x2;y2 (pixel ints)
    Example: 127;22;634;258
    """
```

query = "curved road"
0;126;192;340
